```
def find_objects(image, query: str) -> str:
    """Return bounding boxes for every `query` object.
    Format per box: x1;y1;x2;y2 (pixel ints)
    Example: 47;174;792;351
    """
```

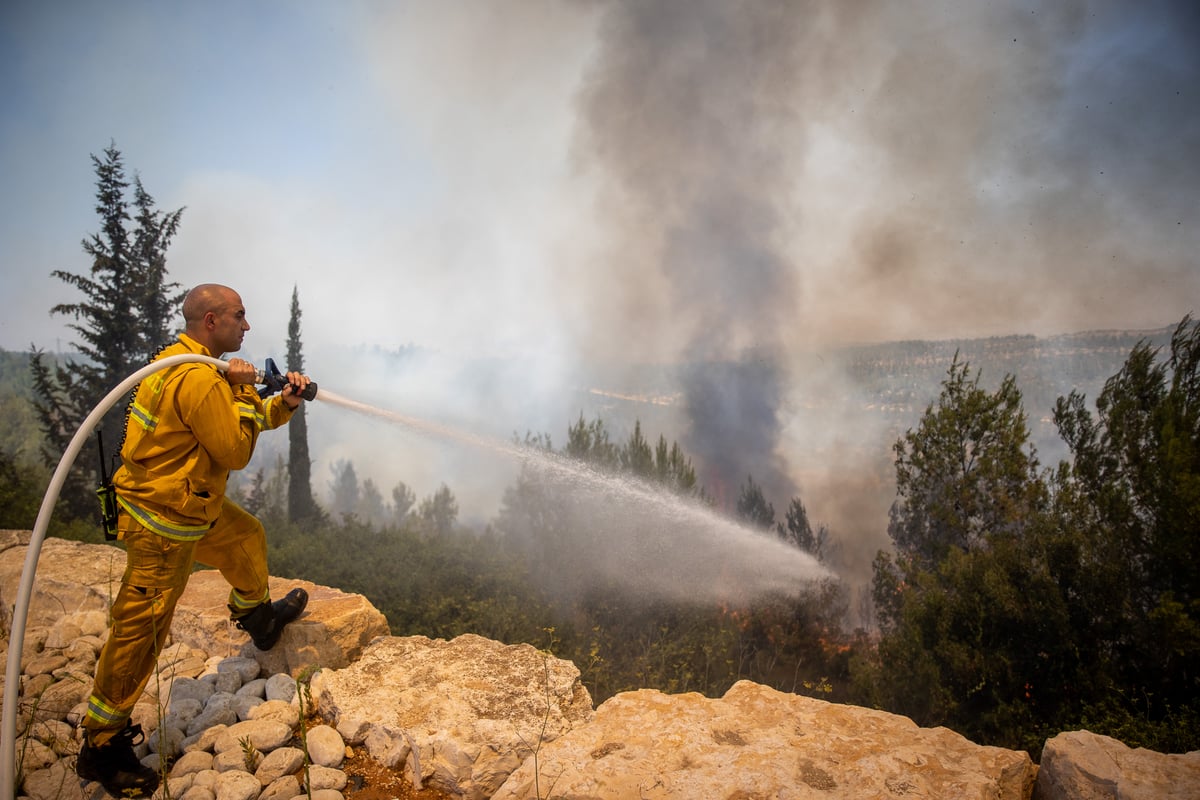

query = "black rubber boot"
235;587;309;650
75;722;160;797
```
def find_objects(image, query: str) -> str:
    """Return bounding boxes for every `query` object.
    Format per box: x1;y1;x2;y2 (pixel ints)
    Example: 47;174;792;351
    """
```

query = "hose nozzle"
256;358;318;401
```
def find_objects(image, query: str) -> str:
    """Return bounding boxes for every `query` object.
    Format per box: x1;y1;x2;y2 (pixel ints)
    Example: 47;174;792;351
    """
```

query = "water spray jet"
316;388;832;604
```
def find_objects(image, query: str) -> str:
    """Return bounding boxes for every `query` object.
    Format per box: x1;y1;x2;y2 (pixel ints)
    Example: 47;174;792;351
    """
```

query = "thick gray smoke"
576;0;807;508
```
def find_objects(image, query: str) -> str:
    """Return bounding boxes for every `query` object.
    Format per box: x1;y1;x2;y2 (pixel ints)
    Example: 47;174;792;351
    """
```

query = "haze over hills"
283;322;1180;616
0;321;1181;620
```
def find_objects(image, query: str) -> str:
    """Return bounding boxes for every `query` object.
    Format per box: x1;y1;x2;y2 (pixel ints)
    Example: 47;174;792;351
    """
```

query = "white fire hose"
0;353;301;798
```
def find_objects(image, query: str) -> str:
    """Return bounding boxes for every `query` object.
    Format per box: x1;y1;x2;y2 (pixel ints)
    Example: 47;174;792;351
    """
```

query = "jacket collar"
177;333;217;358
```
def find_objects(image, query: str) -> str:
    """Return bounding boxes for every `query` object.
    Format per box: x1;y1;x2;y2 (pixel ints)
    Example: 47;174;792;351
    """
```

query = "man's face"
209;295;250;355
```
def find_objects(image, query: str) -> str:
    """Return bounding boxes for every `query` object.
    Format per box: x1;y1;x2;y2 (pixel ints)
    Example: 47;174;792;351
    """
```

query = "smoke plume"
574;0;809;507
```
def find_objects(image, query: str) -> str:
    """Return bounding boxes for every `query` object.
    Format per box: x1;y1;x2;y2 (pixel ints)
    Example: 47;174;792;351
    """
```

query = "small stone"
259;774;300;800
21;761;75;800
302;764;349;792
75;610;110;637
149;724;186;759
214;720;294;754
179;784;217;800
19;674;53;702
192;768;221;789
171;749;215;777
233;693;264;721
25;718;74;755
158;643;209;679
23;654;68;676
74;634;107;655
264;673;297;703
169;676;217;706
305;724;346;768
247;699;299;728
64;701;87;727
58;649;97;678
256;746;305;784
213;669;242;695
188;692;239;736
218;657;262;684
33;673;91;723
44;621;83;649
192;725;230;753
308;790;346;800
214;746;259;773
64;638;99;660
214;768;261;800
162;773;195;799
168;697;206;727
14;737;56;771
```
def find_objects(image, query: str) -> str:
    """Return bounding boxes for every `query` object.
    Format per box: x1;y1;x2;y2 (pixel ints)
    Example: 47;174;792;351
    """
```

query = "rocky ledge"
2;534;1198;800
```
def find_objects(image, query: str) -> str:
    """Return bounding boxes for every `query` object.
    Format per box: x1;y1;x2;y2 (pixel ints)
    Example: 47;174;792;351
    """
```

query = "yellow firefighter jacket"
113;334;295;539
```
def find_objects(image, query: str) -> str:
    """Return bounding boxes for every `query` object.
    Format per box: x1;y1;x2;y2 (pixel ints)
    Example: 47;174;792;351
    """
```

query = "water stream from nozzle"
315;388;830;602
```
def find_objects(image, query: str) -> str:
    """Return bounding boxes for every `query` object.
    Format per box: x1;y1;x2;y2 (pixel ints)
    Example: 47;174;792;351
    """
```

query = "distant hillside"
827;325;1177;462
0;348;49;467
837;325;1175;411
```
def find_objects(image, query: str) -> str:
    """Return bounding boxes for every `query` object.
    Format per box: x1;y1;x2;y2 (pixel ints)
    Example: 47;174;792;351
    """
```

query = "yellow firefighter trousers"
82;499;270;745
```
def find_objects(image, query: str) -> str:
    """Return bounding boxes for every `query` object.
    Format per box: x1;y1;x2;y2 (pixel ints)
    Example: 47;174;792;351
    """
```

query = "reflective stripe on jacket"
113;334;295;533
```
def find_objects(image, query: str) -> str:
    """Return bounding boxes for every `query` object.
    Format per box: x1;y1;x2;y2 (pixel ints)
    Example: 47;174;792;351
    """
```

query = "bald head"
183;284;249;355
183;284;237;327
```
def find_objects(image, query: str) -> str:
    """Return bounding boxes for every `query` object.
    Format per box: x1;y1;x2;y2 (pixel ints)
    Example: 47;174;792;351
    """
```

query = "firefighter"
76;283;313;797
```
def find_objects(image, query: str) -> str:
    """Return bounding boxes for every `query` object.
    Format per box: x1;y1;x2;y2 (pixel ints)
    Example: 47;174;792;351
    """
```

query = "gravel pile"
7;611;349;800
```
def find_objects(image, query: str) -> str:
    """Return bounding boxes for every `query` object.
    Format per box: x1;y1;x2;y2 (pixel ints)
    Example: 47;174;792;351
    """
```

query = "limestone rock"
173;571;389;677
313;633;594;800
0;538;127;632
1;538;387;679
20;759;75;800
1034;730;1200;800
493;680;1036;800
0;529;29;553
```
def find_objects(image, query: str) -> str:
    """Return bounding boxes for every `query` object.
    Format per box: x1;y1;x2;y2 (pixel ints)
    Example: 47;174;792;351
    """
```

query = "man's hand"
282;371;313;409
225;358;257;386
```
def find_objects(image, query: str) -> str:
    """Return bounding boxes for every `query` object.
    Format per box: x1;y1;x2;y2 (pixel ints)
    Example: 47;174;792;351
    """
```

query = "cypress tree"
286;285;319;524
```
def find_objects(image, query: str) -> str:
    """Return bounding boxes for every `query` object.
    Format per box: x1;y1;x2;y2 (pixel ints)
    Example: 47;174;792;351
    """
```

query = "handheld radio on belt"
95;430;119;540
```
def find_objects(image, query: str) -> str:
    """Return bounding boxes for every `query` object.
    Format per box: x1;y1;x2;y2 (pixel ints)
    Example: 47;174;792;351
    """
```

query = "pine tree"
735;474;776;530
30;143;184;520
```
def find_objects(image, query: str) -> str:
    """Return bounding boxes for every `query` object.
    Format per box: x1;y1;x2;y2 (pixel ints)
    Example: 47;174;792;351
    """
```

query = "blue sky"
2;1;1197;556
3;0;1196;361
